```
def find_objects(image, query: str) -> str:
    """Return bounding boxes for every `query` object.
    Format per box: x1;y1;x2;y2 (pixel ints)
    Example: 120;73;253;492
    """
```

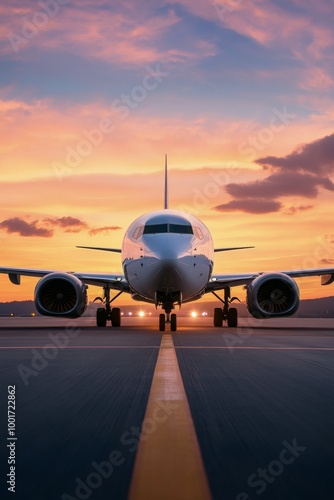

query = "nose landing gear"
156;291;181;332
159;312;177;332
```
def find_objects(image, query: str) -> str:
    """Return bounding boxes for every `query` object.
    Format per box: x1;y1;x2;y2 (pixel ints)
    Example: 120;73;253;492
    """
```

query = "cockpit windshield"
143;223;193;235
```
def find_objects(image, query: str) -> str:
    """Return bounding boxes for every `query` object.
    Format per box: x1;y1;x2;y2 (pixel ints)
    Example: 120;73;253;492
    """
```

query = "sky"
0;0;334;303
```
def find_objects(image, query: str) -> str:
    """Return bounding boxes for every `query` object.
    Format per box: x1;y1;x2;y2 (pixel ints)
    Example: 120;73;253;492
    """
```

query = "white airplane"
1;156;334;331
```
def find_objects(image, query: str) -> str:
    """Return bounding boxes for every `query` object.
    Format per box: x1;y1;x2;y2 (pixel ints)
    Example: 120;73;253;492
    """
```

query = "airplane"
1;155;334;332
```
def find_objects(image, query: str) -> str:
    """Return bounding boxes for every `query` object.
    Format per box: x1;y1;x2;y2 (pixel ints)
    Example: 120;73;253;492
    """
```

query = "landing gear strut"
94;288;123;328
212;287;239;327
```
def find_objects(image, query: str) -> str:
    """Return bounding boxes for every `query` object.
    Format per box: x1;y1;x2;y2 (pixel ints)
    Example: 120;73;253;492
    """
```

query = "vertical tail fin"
164;153;168;209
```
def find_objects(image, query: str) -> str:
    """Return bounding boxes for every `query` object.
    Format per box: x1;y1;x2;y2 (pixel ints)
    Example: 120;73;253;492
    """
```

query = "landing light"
191;311;198;318
139;311;145;317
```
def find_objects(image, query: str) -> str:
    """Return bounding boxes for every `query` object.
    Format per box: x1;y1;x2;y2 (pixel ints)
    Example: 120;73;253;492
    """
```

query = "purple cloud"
284;205;314;216
226;172;334;199
44;216;89;233
0;215;122;238
256;133;334;175
215;199;282;214
0;218;53;237
217;133;334;214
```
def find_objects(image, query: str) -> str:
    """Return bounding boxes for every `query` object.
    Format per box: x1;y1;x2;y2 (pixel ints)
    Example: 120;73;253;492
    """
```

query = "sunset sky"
1;0;334;303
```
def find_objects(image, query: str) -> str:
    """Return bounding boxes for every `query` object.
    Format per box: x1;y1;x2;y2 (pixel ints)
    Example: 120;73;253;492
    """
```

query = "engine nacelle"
246;273;299;318
35;273;87;318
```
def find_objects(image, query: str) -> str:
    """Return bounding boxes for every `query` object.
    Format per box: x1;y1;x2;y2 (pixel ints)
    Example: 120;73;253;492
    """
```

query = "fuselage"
121;209;214;306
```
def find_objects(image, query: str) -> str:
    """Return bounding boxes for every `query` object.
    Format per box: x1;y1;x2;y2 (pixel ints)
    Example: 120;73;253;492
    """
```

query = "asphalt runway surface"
0;317;334;500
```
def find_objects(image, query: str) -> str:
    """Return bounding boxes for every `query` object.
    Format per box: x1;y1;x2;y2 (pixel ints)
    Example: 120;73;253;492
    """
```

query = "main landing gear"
94;287;123;328
212;287;239;328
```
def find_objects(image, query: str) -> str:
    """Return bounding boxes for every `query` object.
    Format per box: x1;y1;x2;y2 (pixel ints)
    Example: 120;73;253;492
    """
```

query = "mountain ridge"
1;297;334;317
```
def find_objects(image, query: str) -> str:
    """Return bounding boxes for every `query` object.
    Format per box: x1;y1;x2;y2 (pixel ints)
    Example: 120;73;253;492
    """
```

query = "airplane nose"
144;234;190;261
143;234;193;291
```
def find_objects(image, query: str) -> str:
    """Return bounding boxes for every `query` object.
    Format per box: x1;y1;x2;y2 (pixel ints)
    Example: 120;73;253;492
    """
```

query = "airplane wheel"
96;308;107;327
159;314;166;332
171;313;177;332
213;307;223;327
227;307;238;327
111;307;121;327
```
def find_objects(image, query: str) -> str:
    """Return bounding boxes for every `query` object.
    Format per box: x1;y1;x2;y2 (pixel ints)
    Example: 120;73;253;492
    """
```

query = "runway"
0;317;334;500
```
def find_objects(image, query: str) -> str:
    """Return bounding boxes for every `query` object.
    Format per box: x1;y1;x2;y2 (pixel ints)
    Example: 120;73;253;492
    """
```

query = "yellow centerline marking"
0;346;159;349
174;346;334;350
1;346;333;351
128;333;212;500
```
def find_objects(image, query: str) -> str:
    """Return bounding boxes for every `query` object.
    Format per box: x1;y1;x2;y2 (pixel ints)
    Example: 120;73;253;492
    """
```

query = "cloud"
320;258;334;265
1;2;217;66
0;215;122;238
226;172;333;199
283;205;314;216
299;67;334;91
0;217;53;237
209;0;334;63
255;133;334;175
0;94;256;184
44;216;89;233
220;133;334;214
88;226;122;236
214;199;282;214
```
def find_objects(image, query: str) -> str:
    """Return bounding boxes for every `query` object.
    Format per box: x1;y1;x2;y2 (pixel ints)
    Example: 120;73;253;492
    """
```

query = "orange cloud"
1;87;334;189
88;226;122;236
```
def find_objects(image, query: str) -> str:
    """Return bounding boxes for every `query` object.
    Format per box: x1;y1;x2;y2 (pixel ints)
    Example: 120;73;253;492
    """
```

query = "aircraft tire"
159;313;166;332
171;313;177;332
111;307;121;327
227;307;238;327
213;307;223;327
96;308;107;327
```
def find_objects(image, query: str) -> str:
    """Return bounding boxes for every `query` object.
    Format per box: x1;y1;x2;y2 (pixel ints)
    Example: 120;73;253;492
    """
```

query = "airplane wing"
0;267;130;291
206;267;334;292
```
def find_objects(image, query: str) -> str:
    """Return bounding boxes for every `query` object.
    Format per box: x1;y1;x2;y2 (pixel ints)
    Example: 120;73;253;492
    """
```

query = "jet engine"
246;273;299;318
35;273;87;318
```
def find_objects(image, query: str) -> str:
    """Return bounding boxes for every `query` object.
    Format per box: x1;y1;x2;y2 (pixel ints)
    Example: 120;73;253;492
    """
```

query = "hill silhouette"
1;297;334;317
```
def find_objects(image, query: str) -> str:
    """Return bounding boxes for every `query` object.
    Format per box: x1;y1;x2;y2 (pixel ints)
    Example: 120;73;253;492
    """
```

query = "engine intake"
246;273;299;318
35;273;87;318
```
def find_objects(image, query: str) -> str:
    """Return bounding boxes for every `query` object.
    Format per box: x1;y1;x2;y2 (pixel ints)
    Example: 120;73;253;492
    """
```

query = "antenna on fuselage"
164;153;168;209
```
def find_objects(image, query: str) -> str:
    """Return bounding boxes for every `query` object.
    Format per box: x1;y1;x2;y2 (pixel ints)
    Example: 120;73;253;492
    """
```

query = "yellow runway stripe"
174;346;334;350
128;333;212;500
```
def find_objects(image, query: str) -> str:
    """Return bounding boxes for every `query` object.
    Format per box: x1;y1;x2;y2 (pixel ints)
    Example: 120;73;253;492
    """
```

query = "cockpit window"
194;227;204;240
143;224;168;234
133;226;144;239
143;223;193;235
169;224;193;234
